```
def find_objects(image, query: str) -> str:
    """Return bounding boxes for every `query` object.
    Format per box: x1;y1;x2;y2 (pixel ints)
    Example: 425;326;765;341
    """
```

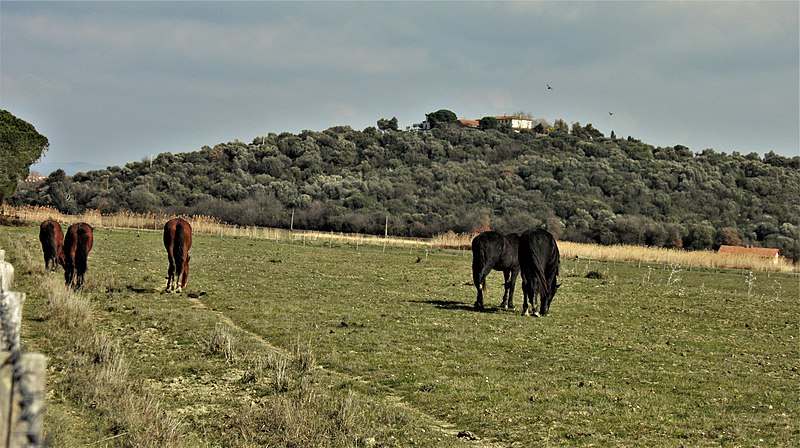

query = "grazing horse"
518;229;560;316
163;218;192;293
39;219;65;271
471;231;520;310
63;222;94;289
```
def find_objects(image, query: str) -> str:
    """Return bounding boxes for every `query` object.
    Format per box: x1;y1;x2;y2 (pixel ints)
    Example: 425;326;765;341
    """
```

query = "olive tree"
0;110;49;202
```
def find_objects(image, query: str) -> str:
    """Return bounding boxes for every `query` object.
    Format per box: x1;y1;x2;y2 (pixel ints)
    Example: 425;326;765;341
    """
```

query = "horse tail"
529;234;555;297
42;222;58;267
531;249;550;301
76;224;90;275
173;222;185;280
471;238;488;288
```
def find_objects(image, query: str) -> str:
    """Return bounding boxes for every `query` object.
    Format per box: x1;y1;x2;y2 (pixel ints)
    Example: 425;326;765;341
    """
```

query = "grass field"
2;224;798;447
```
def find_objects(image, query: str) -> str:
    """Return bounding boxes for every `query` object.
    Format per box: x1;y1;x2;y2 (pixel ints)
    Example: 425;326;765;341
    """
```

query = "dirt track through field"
186;296;505;448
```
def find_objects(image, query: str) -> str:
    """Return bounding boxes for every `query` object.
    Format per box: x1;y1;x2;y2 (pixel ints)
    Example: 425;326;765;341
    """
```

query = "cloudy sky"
2;1;798;173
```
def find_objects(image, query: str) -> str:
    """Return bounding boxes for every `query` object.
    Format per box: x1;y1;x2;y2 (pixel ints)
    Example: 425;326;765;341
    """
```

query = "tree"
0;110;49;203
552;118;569;134
377;117;398;132
479;116;498;130
714;227;743;248
425;109;457;128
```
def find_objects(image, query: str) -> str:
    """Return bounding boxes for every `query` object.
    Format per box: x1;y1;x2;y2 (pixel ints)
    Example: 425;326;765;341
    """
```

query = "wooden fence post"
0;251;12;293
0;250;46;447
0;292;23;351
1;351;46;448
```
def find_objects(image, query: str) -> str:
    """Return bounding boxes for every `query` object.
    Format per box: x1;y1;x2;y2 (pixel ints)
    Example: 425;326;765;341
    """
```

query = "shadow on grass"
127;285;157;294
412;299;500;313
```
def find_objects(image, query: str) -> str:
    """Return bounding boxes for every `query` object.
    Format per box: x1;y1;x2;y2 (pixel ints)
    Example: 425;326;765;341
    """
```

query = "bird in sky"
608;111;614;115
547;83;553;90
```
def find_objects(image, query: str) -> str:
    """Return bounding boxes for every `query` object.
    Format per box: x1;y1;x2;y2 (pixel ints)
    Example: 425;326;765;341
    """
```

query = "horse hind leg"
501;270;518;310
521;279;540;317
473;265;493;310
473;282;485;310
521;279;531;316
171;264;184;294
165;257;176;292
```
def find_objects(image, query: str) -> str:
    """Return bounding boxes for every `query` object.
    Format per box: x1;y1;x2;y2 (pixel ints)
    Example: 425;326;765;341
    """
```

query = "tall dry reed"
4;205;795;273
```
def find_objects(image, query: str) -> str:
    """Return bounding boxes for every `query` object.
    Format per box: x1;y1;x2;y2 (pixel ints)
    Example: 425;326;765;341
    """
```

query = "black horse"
518;228;560;316
471;231;520;310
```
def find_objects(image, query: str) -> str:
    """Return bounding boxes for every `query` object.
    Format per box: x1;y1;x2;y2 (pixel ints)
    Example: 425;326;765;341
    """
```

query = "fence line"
2;205;796;274
0;249;45;448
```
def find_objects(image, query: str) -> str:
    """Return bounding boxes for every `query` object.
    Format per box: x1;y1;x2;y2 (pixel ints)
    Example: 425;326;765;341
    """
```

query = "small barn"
718;245;781;264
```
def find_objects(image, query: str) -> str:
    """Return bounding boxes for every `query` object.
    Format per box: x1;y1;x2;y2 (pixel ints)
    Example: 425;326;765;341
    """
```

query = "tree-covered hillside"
11;123;800;260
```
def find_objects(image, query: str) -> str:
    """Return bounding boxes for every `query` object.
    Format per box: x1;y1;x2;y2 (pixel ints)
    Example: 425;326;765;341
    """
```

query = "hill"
10;123;800;259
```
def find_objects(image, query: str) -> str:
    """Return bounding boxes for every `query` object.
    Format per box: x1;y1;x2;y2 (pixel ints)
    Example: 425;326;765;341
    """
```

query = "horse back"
472;231;519;272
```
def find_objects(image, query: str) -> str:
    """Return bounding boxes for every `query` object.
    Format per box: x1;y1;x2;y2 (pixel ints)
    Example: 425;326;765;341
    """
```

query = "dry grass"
5;205;429;248
43;275;92;328
205;324;239;363
431;229;796;273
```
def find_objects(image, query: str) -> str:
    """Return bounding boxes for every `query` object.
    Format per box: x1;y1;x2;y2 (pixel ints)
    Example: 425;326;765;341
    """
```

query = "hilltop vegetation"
11;122;800;259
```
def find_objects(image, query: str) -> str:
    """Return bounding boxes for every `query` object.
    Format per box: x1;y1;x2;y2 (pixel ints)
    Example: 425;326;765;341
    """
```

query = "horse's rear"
519;229;560;316
64;222;94;289
164;218;193;293
471;231;520;309
39;219;65;271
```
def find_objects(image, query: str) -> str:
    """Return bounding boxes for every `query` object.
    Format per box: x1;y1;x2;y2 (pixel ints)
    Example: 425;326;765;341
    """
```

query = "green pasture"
3;225;798;446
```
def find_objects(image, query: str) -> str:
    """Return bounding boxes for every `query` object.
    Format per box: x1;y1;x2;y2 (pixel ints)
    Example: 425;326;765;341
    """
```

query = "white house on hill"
495;115;533;131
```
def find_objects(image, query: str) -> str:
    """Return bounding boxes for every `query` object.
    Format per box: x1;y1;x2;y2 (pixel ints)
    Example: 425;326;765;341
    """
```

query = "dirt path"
186;296;506;448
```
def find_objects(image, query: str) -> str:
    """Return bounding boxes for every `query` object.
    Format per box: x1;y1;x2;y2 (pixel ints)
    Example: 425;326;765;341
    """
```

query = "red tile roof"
718;245;780;258
495;115;531;121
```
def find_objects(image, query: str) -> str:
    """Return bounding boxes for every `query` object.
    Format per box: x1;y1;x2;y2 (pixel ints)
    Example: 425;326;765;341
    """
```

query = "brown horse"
63;222;94;289
163;218;192;293
39;219;65;271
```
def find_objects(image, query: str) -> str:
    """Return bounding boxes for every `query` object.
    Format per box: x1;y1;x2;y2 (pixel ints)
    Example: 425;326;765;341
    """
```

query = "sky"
1;1;798;174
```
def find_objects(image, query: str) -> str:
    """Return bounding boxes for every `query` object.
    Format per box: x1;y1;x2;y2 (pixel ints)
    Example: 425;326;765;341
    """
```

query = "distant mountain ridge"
31;161;106;176
12;123;800;260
